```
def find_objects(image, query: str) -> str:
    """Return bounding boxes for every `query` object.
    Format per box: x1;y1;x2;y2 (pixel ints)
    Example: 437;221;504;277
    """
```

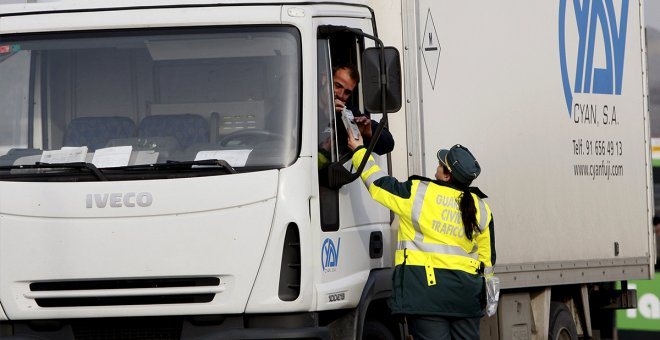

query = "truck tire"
548;302;578;340
362;320;396;340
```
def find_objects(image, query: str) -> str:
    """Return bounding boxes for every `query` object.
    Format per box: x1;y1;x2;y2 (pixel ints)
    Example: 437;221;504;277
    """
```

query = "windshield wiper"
0;162;108;181
123;159;237;174
0;159;237;180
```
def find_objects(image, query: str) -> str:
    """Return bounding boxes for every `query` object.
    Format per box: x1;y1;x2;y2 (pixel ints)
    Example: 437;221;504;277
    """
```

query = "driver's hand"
335;99;346;113
353;116;372;139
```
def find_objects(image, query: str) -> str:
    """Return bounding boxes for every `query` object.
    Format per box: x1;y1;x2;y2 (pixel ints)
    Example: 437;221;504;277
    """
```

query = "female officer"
347;130;495;340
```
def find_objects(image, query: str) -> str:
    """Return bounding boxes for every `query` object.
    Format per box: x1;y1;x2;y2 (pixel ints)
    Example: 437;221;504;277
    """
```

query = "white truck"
0;0;653;339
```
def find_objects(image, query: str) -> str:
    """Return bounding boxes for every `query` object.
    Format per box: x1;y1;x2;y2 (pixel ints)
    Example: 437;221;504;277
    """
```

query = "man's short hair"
333;64;360;84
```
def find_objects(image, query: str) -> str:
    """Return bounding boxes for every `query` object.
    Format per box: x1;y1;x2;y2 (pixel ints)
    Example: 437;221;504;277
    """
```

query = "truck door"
313;16;394;310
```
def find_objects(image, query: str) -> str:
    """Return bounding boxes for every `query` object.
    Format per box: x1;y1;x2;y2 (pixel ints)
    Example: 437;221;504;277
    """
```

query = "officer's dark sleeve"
488;217;496;266
368;119;395;155
350;107;395;155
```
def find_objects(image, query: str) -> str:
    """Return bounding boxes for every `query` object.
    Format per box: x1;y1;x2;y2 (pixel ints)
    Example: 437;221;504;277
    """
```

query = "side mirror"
361;47;402;113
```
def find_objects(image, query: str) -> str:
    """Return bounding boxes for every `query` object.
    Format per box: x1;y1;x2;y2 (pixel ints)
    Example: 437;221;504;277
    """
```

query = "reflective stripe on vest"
398;182;488;276
477;197;488;233
411;182;429;243
394;248;481;275
398;240;479;260
364;158;387;188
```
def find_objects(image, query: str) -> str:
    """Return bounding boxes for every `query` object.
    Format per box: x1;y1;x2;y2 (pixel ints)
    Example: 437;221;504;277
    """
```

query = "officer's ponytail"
438;144;482;240
458;189;480;241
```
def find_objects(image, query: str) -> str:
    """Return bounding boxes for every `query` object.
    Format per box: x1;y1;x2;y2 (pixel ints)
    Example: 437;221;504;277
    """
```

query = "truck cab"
0;1;399;339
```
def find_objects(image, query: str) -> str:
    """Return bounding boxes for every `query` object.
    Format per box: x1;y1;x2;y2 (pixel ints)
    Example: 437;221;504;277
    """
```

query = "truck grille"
27;277;223;307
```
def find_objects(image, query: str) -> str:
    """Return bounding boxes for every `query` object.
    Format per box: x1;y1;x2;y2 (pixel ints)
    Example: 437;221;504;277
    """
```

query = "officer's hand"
347;125;363;151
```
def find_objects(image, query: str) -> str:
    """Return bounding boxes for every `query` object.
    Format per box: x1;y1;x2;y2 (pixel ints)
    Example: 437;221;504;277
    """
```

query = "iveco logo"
558;0;629;117
86;192;153;208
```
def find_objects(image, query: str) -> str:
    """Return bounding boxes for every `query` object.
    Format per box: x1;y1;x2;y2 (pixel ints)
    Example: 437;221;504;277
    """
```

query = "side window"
329;33;364;160
318;39;337;171
318;39;339;231
317;33;364;231
0;51;31;150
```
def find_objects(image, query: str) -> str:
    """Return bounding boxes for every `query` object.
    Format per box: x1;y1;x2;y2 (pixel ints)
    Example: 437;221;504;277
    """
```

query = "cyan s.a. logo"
559;0;629;119
321;237;341;272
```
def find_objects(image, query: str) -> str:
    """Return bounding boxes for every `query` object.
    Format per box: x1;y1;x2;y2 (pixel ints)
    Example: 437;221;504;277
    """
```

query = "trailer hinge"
591;288;637;310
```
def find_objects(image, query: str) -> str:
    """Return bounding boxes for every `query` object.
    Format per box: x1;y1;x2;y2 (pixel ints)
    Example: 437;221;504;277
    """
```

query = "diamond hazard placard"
421;9;441;90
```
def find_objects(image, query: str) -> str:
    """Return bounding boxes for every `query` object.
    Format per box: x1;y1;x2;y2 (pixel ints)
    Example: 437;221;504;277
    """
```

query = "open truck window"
317;32;365;231
0;27;301;181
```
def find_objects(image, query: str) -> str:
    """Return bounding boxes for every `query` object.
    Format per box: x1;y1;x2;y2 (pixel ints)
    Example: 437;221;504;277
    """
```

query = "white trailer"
378;1;654;338
0;1;653;339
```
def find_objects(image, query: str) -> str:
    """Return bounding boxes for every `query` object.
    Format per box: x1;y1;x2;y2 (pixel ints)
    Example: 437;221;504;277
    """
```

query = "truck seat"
138;113;210;149
63;116;136;151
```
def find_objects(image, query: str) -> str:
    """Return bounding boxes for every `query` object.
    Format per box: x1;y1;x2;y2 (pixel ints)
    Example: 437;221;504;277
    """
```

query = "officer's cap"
437;144;481;186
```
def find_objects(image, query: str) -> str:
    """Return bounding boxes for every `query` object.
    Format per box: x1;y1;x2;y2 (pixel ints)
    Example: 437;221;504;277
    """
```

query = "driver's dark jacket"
318;108;394;187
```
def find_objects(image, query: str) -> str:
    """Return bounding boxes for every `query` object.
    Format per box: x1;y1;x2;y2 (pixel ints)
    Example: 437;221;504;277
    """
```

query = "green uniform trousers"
407;315;480;340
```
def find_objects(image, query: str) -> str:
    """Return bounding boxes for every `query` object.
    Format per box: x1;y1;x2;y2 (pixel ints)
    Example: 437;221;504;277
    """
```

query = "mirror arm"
353;38;389;181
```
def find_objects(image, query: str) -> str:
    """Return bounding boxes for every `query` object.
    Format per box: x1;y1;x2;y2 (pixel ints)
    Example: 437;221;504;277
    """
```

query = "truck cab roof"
0;0;369;16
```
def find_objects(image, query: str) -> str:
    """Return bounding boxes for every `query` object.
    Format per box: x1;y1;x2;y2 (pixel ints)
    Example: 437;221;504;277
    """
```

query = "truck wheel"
363;320;396;340
548;302;578;340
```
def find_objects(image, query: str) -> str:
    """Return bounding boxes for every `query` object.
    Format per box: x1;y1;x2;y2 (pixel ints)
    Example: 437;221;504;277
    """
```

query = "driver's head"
332;65;359;103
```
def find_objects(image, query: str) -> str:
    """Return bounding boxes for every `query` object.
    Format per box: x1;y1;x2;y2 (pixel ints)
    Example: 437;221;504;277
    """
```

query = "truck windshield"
0;27;300;181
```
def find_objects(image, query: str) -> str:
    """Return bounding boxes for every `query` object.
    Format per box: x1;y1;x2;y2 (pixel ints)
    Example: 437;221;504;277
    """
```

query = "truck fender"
355;268;394;339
